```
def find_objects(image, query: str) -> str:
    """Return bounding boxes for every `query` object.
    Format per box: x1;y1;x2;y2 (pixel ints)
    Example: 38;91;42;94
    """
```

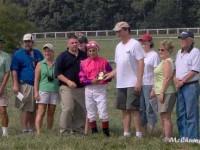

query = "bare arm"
135;58;144;93
0;71;10;96
57;74;77;88
159;60;172;103
12;70;19;94
34;62;41;100
180;71;198;84
173;70;198;89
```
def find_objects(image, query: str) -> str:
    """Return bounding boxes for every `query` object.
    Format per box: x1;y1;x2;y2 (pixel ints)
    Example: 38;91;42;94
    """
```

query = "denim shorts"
116;87;140;110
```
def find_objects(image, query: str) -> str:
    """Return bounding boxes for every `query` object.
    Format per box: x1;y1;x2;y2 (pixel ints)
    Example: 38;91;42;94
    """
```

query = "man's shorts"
15;83;35;112
0;92;8;107
36;91;59;105
116;87;140;110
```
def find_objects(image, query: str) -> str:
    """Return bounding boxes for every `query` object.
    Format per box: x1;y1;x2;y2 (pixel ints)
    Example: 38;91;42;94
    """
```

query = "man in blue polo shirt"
11;33;43;133
55;34;87;134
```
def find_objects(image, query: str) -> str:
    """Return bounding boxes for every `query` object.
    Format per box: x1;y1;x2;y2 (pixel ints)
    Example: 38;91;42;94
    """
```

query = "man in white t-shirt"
173;31;200;140
104;21;145;138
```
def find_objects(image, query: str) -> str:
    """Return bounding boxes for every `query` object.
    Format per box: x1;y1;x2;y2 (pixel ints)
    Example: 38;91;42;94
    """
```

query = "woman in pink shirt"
79;41;112;137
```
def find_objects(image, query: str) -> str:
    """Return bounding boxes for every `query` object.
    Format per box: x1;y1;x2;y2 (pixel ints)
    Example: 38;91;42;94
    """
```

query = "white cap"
113;21;130;31
43;43;54;51
23;34;35;41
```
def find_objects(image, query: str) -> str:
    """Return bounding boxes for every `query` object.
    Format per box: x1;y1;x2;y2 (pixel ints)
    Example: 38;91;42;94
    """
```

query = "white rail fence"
32;27;200;39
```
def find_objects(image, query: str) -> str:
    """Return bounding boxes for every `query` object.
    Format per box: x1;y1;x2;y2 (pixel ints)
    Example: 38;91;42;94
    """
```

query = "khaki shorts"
157;93;176;113
116;87;140;110
0;92;8;107
15;83;35;112
36;91;59;105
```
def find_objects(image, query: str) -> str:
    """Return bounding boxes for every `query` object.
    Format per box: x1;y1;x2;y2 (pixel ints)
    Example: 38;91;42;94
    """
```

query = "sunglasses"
158;48;165;52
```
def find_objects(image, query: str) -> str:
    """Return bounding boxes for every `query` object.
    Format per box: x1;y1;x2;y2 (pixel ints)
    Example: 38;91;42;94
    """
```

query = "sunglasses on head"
158;48;165;52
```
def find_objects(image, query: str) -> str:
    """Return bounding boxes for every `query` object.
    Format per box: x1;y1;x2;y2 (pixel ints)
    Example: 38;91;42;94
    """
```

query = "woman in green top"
151;40;176;142
34;43;59;135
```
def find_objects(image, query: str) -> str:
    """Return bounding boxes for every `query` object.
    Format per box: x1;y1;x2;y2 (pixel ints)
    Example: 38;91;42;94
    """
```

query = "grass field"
1;35;200;150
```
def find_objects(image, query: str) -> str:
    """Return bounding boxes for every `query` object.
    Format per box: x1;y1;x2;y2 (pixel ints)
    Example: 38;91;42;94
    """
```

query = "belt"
19;80;33;86
183;80;199;86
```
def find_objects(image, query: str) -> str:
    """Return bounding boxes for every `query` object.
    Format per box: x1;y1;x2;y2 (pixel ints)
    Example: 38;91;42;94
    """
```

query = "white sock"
123;132;131;137
2;127;8;135
136;131;142;138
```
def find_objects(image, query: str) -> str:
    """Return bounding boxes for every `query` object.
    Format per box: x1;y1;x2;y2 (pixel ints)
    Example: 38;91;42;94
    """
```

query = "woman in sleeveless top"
151;40;176;142
34;43;59;134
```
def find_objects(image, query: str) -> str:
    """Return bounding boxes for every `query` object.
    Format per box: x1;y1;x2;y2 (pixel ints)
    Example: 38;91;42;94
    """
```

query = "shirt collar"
181;45;193;53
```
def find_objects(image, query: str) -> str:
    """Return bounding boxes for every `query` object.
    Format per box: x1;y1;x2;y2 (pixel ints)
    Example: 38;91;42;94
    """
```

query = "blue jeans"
176;82;199;139
140;85;157;126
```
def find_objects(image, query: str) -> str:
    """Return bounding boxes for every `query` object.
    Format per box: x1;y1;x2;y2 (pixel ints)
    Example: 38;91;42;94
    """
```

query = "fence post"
106;30;108;36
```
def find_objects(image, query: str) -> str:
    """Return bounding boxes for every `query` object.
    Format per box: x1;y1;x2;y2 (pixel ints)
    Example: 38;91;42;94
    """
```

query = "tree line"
3;0;200;32
1;0;200;53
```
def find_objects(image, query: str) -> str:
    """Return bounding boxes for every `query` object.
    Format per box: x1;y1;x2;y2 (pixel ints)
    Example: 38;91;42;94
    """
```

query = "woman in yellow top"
151;40;176;142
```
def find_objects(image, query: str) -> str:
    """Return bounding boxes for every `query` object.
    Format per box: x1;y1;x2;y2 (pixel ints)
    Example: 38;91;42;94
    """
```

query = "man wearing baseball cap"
11;33;43;134
174;31;200;140
78;36;88;52
105;21;145;138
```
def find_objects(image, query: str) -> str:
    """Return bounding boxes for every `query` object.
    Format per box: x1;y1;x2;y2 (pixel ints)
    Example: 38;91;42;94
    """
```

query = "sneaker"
22;130;29;134
2;133;8;137
163;137;171;142
28;130;34;134
119;135;130;139
134;136;142;140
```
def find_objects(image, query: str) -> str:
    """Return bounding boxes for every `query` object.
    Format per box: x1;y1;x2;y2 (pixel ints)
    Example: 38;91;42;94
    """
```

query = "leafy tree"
0;3;35;53
2;0;200;31
140;0;182;28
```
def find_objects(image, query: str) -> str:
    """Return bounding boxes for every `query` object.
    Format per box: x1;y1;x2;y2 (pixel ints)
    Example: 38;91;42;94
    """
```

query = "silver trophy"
97;71;104;80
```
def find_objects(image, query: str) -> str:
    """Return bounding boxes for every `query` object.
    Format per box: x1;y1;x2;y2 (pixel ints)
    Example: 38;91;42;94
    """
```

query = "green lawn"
1;35;200;150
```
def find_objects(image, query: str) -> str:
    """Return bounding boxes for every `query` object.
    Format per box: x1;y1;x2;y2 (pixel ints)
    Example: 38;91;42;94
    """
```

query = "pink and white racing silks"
79;56;112;121
79;56;112;85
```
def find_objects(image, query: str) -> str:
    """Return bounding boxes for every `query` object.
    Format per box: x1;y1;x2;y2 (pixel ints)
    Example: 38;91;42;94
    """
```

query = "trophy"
97;71;104;80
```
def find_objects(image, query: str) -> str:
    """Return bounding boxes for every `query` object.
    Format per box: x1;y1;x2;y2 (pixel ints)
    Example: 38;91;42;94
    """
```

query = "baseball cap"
86;41;100;50
23;33;35;41
113;21;130;31
43;43;54;51
78;36;88;43
138;34;153;41
178;31;194;39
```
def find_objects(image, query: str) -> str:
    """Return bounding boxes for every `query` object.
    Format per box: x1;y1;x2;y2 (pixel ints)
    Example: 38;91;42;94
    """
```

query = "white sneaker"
135;136;142;139
2;133;8;137
163;137;171;142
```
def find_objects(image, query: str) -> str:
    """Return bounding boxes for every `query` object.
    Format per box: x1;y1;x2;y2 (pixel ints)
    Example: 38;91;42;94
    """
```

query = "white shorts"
36;91;59;105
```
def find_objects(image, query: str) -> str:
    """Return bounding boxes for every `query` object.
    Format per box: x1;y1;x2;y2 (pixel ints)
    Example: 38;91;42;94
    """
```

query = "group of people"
0;21;199;142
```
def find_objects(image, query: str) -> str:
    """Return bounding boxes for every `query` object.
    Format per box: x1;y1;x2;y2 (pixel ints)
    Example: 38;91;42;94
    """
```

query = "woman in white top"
139;34;160;134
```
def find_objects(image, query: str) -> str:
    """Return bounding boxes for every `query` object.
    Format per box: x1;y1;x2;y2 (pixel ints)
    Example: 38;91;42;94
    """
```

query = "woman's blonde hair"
160;40;174;54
